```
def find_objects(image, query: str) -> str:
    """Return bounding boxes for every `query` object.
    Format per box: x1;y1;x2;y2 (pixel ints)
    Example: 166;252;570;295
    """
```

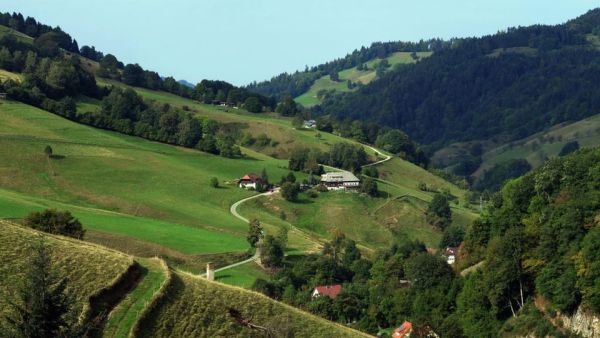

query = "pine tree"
2;237;76;337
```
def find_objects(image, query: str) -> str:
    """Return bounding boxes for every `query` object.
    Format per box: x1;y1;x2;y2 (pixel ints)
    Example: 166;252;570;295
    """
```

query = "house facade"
320;172;360;191
238;173;264;189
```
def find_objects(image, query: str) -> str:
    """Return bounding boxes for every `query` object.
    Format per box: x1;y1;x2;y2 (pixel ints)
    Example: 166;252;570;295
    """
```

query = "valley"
1;6;600;338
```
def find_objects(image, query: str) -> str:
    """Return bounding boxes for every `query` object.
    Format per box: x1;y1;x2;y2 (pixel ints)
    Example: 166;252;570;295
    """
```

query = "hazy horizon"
3;0;597;85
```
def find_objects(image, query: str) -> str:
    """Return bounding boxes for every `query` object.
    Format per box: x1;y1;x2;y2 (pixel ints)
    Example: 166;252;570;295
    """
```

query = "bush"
360;177;379;197
281;182;300;202
24;209;85;239
306;190;318;198
210;177;219;188
558;141;579;156
315;184;329;192
362;166;378;178
426;194;452;230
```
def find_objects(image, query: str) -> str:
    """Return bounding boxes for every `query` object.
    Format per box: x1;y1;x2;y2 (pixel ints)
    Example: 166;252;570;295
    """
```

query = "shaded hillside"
319;9;600;152
456;147;600;336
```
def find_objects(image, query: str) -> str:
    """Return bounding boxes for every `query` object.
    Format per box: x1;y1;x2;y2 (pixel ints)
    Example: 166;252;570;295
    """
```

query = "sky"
2;0;598;85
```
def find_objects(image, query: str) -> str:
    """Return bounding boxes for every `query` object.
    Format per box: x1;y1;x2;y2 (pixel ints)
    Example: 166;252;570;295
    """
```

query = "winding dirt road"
214;144;392;274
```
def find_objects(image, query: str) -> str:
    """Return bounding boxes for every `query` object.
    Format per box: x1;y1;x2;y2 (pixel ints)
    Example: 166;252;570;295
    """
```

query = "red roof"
313;284;342;299
239;173;262;183
392;321;413;338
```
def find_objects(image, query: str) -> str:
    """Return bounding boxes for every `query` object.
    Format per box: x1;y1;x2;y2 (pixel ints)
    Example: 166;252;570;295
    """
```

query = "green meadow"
214;262;270;288
0;100;299;256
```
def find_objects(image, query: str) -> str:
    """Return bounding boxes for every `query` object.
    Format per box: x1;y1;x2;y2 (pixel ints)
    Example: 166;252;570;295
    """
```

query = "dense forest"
317;9;600;153
254;147;600;337
245;39;448;100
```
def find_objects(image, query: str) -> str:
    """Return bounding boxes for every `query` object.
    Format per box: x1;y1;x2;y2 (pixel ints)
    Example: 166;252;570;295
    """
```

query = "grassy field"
0;221;133;318
0;100;307;259
0;188;248;255
214;262;270;288
137;270;371;337
0;68;22;82
103;258;168;338
295;52;432;107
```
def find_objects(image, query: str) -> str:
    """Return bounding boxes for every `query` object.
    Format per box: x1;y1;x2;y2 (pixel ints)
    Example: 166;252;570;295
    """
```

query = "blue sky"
2;0;597;85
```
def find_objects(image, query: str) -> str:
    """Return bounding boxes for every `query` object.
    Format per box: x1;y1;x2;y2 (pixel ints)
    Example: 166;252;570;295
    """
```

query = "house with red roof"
238;173;264;189
392;321;413;338
311;284;342;299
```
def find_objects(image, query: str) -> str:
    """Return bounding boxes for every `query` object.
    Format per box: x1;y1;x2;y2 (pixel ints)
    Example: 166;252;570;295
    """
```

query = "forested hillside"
246;39;445;100
318;9;600;153
458;147;600;336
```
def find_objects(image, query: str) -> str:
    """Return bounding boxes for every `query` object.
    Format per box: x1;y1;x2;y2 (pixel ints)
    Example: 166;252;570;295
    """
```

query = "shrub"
360;178;379;197
281;182;300;202
210;177;219;188
44;145;53;157
24;209;85;239
306;190;318;198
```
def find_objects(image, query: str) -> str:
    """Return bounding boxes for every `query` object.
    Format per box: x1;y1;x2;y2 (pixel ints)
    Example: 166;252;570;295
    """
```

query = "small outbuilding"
311;284;342;300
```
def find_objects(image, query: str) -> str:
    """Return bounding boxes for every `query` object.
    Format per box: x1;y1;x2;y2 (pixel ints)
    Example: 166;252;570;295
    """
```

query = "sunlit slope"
0;221;133;318
0;100;298;254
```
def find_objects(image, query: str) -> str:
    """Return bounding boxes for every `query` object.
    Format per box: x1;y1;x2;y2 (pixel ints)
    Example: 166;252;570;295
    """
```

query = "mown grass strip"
103;258;167;338
129;259;173;338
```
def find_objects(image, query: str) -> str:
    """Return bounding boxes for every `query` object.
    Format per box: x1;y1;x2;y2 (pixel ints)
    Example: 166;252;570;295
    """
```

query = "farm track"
217;144;393;273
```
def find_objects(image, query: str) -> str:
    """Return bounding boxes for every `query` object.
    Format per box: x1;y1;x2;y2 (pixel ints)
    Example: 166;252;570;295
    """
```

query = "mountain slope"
317;9;600;153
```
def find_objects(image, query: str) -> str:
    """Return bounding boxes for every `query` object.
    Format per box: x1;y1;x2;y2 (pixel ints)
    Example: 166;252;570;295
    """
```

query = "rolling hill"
0;221;370;337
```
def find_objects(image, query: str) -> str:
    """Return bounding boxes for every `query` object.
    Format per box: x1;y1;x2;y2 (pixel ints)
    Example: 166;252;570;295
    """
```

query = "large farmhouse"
320;171;360;191
238;173;265;189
